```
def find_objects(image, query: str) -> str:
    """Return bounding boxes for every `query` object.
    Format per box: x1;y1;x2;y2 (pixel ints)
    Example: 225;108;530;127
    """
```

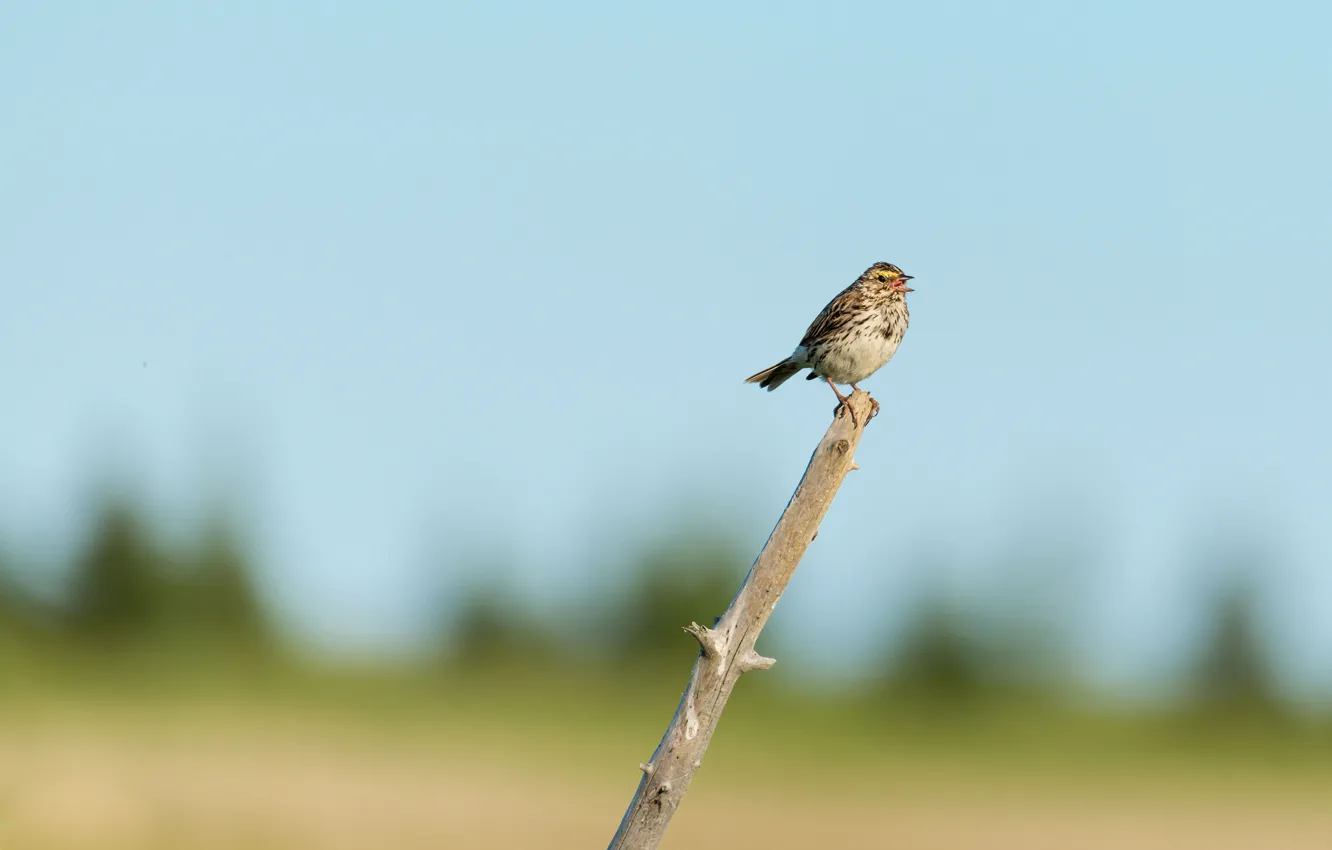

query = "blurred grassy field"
9;488;1327;847
3;656;1331;850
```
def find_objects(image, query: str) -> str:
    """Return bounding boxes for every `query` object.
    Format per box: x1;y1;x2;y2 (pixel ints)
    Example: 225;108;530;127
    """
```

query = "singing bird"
745;262;914;426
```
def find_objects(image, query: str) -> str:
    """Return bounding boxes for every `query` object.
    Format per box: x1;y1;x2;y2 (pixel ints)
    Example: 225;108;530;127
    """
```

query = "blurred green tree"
179;514;271;646
886;590;988;704
614;533;747;666
1190;578;1282;716
62;492;274;650
1174;524;1292;726
65;495;167;640
451;581;547;665
438;543;564;668
0;559;20;633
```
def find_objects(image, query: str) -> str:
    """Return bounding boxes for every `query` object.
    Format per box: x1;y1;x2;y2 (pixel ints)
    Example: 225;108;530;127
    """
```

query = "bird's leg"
850;383;879;421
825;377;859;427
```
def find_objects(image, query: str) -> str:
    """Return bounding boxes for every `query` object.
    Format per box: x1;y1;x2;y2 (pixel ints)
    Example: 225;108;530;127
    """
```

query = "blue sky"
2;1;1330;694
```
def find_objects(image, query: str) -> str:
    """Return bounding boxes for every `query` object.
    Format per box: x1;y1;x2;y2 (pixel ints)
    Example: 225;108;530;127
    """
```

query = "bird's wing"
798;283;864;348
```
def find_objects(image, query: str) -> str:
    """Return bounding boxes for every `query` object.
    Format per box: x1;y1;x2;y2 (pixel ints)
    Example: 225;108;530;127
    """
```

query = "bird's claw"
835;400;860;428
868;396;880;422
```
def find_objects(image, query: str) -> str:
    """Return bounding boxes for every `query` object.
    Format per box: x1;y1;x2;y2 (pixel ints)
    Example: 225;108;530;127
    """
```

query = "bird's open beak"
898;275;914;292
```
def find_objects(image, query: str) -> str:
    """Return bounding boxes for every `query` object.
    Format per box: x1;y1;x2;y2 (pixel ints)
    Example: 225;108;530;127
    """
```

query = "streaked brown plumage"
745;262;914;426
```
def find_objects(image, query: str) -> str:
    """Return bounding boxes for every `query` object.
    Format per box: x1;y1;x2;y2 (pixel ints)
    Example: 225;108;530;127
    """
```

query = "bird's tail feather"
744;359;803;391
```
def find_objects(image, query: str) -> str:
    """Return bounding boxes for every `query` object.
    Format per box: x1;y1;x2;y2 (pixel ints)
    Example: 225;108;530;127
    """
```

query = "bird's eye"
877;274;887;281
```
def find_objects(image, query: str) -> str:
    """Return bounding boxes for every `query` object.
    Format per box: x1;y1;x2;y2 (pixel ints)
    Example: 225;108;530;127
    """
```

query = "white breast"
811;333;900;384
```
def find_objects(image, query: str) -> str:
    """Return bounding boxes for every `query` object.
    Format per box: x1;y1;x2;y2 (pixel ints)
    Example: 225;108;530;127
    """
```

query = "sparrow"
745;262;913;426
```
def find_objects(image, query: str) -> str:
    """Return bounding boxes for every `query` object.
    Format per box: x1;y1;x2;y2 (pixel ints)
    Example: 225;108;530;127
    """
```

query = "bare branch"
682;622;724;660
738;650;777;673
607;390;874;850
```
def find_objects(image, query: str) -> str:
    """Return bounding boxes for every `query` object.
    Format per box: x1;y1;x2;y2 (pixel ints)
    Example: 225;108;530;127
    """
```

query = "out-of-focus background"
3;2;1331;848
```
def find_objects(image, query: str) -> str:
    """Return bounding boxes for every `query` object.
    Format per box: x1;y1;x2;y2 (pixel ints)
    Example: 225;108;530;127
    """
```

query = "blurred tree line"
0;489;1302;721
443;524;1300;721
0;490;270;654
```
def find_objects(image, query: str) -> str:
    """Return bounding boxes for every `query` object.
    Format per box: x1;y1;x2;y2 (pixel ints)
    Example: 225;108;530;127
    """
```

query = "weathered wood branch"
607;391;875;850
